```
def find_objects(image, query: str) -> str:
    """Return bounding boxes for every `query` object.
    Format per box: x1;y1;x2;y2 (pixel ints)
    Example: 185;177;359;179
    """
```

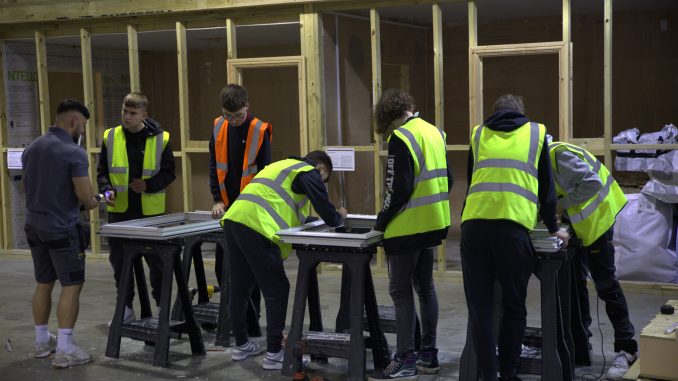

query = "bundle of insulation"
613;193;678;283
642;150;678;203
614;124;678;172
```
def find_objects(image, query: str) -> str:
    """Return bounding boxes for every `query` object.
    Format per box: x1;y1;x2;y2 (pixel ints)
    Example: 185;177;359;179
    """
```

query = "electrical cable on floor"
581;274;607;381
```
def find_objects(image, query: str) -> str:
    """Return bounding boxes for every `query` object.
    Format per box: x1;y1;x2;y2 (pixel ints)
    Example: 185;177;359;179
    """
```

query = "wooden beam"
0;41;13;250
370;8;386;270
468;0;481;128
226;18;237;60
127;24;140;92
35;30;50;135
432;3;444;130
80;28;101;254
569;138;604;156
176;22;192;211
300;6;323;153
432;2;447;274
471;41;566;56
0;0;462;26
604;0;613;167
562;0;570;43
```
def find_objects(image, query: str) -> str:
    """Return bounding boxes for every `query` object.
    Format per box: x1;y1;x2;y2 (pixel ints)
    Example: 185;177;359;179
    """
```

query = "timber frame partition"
1;0;676;282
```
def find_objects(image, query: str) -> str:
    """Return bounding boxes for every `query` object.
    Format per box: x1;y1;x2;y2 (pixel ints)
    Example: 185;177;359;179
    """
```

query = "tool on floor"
664;321;678;335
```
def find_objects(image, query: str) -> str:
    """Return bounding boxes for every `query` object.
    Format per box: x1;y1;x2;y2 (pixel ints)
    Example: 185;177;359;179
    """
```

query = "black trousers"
574;227;637;354
461;220;534;381
109;237;163;307
223;220;289;353
387;248;438;355
215;244;262;321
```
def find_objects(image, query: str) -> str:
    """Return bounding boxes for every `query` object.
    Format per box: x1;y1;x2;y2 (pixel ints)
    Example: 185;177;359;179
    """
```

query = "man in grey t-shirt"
22;99;110;368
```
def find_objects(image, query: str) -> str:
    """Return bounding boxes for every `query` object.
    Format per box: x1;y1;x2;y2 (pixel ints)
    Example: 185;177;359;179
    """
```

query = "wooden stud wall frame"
227;56;309;155
469;41;573;141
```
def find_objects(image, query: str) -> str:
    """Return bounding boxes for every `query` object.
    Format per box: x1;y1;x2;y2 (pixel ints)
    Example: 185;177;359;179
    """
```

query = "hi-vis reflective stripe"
246;120;264;170
568;175;616;224
213;117;226;141
473;122;540;174
551;142;601;174
406;192;448;209
468;182;539;204
113;185;127;193
396;127;447;185
474;159;538;178
242;163;258;177
248;161;310;222
214;117;229;171
237;193;290;229
107;129;127;174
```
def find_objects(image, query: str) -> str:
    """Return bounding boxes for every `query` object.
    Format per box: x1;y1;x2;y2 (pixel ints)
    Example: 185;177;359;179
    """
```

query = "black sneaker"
416;347;439;374
368;352;418;380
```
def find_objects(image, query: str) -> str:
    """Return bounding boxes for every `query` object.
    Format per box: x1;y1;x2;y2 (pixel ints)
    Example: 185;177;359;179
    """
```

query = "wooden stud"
81;28;101;254
127;24;141;92
370;8;386;269
176;21;192;211
603;0;613;168
432;3;447;273
562;0;573;142
0;41;12;250
35;30;50;135
226;18;237;60
300;6;323;153
468;0;481;128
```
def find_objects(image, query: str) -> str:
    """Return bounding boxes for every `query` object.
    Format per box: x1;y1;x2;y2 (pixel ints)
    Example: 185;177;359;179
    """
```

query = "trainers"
52;343;92;369
107;307;136;328
231;340;262;361
34;333;57;358
262;350;284;370
606;350;636;379
416;347;439;374
368;352;418;380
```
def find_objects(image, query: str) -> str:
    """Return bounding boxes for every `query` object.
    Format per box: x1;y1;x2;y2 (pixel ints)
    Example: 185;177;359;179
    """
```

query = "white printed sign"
326;147;355;171
7;148;24;169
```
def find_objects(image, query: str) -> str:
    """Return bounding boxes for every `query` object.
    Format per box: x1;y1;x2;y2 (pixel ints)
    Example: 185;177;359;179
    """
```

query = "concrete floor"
0;253;676;381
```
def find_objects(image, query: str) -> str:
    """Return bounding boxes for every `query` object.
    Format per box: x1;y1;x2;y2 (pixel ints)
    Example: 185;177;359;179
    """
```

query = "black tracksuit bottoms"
460;219;535;380
223;220;290;354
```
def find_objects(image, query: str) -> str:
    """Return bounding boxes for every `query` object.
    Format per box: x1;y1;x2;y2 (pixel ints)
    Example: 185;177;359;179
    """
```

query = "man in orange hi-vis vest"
208;84;272;333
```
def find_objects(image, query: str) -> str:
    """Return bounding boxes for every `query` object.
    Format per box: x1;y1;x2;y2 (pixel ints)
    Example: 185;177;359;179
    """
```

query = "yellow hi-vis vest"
222;158;313;259
103;126;170;215
462;122;546;230
384;118;451;239
548;142;627;246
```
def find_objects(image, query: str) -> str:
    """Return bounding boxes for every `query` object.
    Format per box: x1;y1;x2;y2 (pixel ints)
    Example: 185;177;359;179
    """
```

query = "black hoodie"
462;108;559;233
97;118;176;221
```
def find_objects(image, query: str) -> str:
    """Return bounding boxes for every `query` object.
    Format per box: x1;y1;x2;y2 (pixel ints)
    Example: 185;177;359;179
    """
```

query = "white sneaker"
34;333;57;358
231;340;263;361
107;307;136;327
606;350;636;379
262;350;284;370
52;343;92;369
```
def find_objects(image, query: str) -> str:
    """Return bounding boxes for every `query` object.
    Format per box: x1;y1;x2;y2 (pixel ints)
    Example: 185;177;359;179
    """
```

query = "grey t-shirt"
22;127;89;232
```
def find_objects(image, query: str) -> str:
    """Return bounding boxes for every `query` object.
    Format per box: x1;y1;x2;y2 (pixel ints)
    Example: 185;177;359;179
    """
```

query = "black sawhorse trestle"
105;238;205;367
281;245;390;381
170;232;261;347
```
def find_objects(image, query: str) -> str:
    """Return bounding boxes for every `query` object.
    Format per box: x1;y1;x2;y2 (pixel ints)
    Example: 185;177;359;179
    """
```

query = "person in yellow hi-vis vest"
548;139;634;378
369;89;452;381
460;94;569;381
221;151;346;370
97;93;176;326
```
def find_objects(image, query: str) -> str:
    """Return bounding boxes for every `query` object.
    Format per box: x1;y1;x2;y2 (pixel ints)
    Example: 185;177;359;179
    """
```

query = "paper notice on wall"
326;147;355;171
7;148;24;169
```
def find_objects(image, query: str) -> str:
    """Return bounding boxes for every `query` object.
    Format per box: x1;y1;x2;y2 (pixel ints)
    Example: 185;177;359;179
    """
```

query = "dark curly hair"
374;89;415;134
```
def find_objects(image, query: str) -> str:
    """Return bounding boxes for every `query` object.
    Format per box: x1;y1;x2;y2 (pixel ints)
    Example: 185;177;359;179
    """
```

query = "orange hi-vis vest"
213;115;272;206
